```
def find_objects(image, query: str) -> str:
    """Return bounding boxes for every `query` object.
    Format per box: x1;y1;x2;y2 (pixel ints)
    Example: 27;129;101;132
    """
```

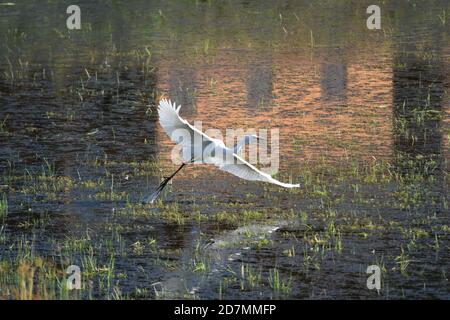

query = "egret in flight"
142;99;299;204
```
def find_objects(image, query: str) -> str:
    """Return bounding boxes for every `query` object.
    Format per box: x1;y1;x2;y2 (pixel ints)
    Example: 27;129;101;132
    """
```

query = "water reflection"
392;3;445;177
168;57;197;113
390;2;447;216
247;53;273;109
320;48;347;104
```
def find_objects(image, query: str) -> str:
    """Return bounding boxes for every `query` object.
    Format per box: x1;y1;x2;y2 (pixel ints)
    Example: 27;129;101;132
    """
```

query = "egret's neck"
233;135;253;154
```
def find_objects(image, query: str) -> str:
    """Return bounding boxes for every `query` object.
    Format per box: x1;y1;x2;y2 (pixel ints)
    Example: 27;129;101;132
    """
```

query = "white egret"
142;99;299;204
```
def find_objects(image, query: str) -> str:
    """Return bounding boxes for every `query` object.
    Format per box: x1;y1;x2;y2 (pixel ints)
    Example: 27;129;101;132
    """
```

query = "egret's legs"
142;163;186;204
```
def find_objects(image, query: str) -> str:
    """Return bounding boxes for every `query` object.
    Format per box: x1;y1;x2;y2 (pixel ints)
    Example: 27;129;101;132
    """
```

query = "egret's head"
242;134;256;144
248;134;265;143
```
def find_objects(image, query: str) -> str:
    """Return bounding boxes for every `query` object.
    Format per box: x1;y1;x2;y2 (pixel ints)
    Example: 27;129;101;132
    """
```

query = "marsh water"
0;1;449;299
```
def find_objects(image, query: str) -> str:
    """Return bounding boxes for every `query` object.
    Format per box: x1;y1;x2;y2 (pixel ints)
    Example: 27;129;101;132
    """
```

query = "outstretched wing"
158;99;212;145
158;99;217;162
215;152;300;188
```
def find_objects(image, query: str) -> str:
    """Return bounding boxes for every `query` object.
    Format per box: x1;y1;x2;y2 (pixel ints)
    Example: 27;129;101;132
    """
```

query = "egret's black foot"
141;163;186;205
141;188;163;204
141;178;170;204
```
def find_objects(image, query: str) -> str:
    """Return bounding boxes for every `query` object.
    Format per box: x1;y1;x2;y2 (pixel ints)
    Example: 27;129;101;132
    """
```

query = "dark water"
0;1;449;299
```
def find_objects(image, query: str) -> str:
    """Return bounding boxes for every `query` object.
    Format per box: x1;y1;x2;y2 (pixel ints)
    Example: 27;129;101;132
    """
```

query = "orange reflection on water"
155;46;395;177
